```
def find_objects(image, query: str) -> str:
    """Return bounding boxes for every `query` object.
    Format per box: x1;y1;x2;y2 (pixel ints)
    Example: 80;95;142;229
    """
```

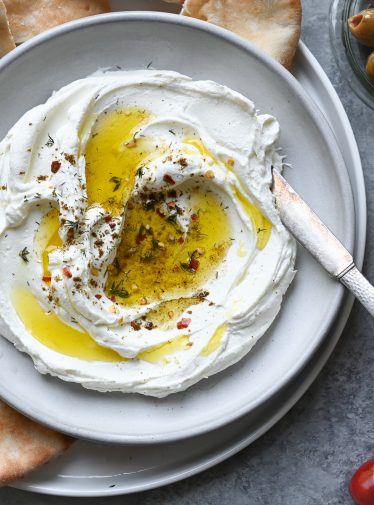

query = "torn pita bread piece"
0;400;74;486
3;0;110;44
181;0;302;69
0;0;15;57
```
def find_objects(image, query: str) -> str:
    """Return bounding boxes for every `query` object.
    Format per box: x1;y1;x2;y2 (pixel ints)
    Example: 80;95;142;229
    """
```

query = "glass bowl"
330;0;374;109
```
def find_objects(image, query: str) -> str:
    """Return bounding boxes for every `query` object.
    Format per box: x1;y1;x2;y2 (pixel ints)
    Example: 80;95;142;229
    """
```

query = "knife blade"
272;168;374;317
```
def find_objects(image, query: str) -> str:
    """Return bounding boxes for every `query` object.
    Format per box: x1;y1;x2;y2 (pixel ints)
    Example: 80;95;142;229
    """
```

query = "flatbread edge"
181;0;302;69
0;0;15;57
0;401;75;487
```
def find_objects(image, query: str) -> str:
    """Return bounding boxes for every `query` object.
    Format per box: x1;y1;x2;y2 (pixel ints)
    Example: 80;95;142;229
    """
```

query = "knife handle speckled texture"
272;169;374;317
339;266;374;317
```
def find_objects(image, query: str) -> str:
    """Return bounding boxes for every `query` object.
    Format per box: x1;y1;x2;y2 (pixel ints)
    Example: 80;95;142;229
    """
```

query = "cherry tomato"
349;459;374;505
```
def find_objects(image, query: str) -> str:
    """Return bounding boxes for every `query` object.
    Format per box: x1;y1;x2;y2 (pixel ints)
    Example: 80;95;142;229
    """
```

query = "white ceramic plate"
0;12;356;443
11;26;366;502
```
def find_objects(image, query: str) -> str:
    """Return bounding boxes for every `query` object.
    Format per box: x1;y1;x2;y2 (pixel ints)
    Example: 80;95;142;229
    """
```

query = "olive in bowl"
348;8;374;47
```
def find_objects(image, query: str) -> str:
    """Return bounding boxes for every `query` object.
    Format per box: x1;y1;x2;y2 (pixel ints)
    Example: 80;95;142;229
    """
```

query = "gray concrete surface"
0;1;373;503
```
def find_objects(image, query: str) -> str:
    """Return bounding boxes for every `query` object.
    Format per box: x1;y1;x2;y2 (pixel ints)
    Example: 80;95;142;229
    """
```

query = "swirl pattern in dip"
0;70;296;397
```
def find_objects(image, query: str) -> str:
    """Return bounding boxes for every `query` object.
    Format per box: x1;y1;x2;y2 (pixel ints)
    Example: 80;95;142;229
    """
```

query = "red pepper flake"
136;233;146;244
167;201;177;208
64;153;76;166
191;213;199;221
177;318;191;330
177;236;185;245
157;208;165;218
63;266;72;278
110;295;116;302
95;294;102;300
136;224;147;244
109;222;116;229
51;160;61;173
188;258;199;271
42;275;51;283
163;174;175;185
104;215;112;223
131;321;141;331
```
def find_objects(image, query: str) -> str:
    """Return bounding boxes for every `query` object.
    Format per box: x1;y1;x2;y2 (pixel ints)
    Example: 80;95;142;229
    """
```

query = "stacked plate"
0;3;365;497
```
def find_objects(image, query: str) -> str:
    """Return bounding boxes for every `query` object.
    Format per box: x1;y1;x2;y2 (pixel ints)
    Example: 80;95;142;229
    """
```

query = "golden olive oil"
138;335;190;364
233;187;272;250
33;208;63;278
105;190;231;307
12;287;124;361
84;108;153;214
200;323;227;357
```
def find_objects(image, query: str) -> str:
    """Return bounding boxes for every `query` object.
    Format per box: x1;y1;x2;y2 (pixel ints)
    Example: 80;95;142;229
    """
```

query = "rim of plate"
295;42;366;263
0;12;364;443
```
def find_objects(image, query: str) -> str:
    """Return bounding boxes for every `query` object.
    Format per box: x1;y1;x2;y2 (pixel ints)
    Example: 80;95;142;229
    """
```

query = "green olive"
366;51;374;78
348;8;374;47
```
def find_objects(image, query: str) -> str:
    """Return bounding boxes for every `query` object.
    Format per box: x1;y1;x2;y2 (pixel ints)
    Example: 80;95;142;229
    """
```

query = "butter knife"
272;168;374;317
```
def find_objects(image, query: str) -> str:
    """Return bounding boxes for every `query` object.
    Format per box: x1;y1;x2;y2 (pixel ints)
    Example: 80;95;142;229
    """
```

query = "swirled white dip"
0;70;296;397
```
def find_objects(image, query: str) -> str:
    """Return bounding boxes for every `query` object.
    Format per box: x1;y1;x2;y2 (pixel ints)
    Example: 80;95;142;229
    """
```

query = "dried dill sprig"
136;167;144;178
64;220;79;230
110;176;122;192
19;246;30;263
166;213;178;227
109;279;129;298
139;251;154;262
112;258;125;276
45;134;54;147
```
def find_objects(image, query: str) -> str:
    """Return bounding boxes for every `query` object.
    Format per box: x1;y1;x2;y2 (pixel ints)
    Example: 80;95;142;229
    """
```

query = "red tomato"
349;459;374;505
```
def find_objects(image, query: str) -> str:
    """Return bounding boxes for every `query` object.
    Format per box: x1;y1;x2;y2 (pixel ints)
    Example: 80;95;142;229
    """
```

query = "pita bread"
0;0;15;57
3;0;110;44
181;0;302;69
0;400;74;486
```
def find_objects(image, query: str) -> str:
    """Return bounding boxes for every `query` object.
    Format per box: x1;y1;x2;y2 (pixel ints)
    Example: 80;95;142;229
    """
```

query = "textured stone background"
0;0;373;503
